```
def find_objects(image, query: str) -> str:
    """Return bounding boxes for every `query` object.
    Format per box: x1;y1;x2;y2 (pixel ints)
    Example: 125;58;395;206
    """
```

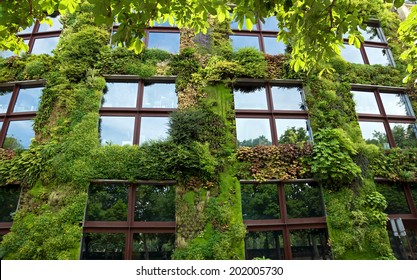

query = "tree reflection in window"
285;183;324;218
390;123;417;149
377;183;410;214
358;121;390;149
241;184;280;220
290;229;330;260
86;184;128;221
134;185;175;221
132;233;175;260
0;185;20;222
81;233;125;260
245;231;284;260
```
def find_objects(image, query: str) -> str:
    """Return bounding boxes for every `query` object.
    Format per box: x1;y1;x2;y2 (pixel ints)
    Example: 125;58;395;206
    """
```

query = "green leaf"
394;0;405;9
245;18;253;31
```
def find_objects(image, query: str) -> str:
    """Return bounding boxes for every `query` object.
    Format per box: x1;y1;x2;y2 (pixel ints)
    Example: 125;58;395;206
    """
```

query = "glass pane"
340;44;364;64
31;37;59;55
230;17;258;30
263;36;286;55
102;82;138;108
358;121;390;148
352;91;380;114
135;185;175;221
245;231;284;260
271;86;303;110
0;90;13;113
290;229;331;260
139;117;169;145
285;183;323;218
233;85;267;110
86;184;128;221
261;16;279;31
147;32;180;53
38;16;63;32
360;26;383;42
377;183;410;214
13;87;43;112
0;50;15;58
276;119;309;144
81;233;125;260
380;93;411;116
143;83;177;108
133;233;175;260
236;118;272;147
0;121;3;131
411;183;417;211
100;116;135;145
389;123;417;149
364;47;391;66
230;35;260;51
4;120;34;150
0;186;20;222
241;184;280;220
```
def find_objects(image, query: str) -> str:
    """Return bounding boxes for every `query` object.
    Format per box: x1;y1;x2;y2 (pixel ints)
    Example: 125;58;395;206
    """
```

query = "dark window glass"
31;37;59;55
143;83;177;108
364;46;391;66
236;118;272;147
276;119;309;144
0;186;20;222
261;16;279;31
230;35;260;51
245;231;284;260
380;93;411;116
360;26;383;42
411;184;417;211
271;86;303;110
389;123;417;149
38;16;63;32
86;184;128;221
233;85;268;110
290;229;331;260
0;90;13;113
13;87;43;112
132;233;175;260
4;120;34;149
134;185;175;221
81;233;125;260
284;183;324;218
100;116;135;145
340;44;364;64
147;32;180;54
352;91;380;114
241;184;280;220
139;117;169;145
358;121;390;149
102;82;138;108
263;36;286;55
377;183;410;214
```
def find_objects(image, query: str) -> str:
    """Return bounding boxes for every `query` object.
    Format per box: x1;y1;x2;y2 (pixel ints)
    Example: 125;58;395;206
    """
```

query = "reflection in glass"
245;231;284;260
0;50;15;59
0;121;2;131
411;184;417;211
233;86;267;110
143;83;177;108
86;184;128;221
290;229;331;260
4;120;34;149
364;47;391;66
285;183;323;218
38;16;63;32
13;87;43;112
358;121;389;148
31;37;59;55
389;123;417;149
360;26;383;42
0;90;13;113
380;93;410;116
139;117;169;145
100;116;135;145
352;91;380;114
0;186;20;222
81;233;125;260
263;37;286;55
135;185;175;221
276;119;309;144
241;184;280;220
271;86;303;110
147;32;180;53
340;44;364;64
132;233;175;260
377;183;410;214
230;35;260;51
261;16;279;31
236;118;272;147
102;82;138;108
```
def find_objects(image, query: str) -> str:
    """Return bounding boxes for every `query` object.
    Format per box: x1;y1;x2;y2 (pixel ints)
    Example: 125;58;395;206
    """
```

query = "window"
81;181;175;260
99;79;177;146
234;83;310;147
352;87;417;148
230;16;286;55
0;84;43;150
0;185;21;235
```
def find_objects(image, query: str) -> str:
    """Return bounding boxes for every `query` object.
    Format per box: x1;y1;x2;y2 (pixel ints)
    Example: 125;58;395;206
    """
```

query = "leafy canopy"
0;0;407;72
